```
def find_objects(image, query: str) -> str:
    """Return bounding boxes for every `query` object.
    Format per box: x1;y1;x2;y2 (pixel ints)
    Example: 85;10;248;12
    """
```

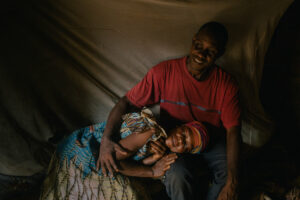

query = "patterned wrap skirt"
40;108;166;200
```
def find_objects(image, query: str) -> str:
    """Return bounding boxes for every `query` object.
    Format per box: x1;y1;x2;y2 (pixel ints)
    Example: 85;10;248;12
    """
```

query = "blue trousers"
163;139;227;200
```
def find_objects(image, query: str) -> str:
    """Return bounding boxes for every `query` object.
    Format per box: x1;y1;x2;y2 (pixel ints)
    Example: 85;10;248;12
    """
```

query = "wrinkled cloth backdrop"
0;0;293;176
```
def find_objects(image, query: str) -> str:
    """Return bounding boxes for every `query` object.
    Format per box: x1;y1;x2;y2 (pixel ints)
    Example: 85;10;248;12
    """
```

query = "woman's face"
165;126;194;153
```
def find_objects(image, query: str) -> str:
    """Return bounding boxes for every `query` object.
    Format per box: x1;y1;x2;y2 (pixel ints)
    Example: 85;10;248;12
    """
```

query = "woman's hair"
184;121;209;154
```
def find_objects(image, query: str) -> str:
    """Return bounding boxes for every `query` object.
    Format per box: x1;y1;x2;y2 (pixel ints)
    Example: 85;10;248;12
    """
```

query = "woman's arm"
115;128;156;160
117;153;178;178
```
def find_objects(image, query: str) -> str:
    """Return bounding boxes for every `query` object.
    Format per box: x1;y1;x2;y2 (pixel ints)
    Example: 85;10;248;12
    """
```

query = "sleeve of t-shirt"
220;78;241;130
126;67;161;108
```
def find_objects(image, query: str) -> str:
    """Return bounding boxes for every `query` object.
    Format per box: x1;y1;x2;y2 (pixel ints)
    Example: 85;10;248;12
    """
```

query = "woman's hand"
142;138;168;165
148;138;167;160
151;153;178;178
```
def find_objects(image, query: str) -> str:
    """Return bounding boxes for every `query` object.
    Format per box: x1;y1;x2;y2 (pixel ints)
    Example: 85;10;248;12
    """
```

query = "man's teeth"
195;58;203;64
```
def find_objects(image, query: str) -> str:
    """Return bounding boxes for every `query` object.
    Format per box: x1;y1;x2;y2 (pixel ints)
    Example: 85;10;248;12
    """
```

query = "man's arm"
217;126;241;200
96;96;139;177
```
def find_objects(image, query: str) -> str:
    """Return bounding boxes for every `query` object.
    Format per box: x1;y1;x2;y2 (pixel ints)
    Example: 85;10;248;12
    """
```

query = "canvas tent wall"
0;0;294;176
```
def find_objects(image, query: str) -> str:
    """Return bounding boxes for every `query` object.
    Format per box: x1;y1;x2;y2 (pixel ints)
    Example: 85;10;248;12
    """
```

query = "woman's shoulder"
120;108;166;138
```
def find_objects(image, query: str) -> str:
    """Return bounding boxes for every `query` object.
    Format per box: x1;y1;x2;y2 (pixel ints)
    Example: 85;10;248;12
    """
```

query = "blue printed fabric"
56;109;166;179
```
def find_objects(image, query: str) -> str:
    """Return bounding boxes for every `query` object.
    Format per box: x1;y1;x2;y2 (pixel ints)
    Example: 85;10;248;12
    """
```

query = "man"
97;22;241;200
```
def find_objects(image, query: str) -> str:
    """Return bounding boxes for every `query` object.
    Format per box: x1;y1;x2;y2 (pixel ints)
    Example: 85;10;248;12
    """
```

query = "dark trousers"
163;139;227;200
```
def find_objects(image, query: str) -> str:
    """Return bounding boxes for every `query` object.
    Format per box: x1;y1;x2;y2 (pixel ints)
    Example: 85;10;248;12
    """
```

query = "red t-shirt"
126;57;241;130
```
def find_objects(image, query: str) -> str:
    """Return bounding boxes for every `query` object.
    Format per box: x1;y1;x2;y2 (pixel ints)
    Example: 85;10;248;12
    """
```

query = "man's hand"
218;126;241;200
96;137;127;177
217;180;238;200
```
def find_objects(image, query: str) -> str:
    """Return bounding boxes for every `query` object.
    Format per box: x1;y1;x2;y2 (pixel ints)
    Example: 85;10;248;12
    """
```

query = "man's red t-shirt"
126;57;241;130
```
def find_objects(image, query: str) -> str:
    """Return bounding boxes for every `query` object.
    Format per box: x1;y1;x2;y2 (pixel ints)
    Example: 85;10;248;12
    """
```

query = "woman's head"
165;121;209;154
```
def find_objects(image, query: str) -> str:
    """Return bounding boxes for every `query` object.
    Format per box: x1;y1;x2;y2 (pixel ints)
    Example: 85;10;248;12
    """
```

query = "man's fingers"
114;143;128;155
101;160;107;176
105;157;114;175
100;158;118;176
96;158;100;171
97;138;121;177
108;157;119;172
100;154;115;175
105;159;114;177
108;160;117;177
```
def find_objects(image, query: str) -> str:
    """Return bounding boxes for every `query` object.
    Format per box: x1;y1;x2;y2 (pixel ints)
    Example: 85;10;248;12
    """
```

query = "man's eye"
208;51;217;57
195;43;202;50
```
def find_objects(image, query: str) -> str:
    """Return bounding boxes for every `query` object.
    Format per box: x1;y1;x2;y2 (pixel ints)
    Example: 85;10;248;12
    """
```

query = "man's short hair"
197;21;228;48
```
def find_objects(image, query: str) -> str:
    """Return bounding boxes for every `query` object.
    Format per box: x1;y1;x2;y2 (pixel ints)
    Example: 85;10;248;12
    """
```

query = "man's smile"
192;55;206;64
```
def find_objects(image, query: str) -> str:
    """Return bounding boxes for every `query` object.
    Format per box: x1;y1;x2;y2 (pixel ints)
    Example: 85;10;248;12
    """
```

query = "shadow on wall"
238;1;300;200
260;0;300;152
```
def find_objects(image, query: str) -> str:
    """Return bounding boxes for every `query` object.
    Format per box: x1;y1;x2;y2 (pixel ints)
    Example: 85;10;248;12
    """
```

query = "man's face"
188;30;223;71
165;126;194;153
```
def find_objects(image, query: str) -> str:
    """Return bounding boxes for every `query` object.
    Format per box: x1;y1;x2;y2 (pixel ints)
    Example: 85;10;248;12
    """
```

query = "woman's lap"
40;122;148;200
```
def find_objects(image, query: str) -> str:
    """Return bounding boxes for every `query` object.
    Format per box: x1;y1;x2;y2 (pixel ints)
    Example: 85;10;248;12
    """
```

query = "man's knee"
164;156;194;183
163;157;196;199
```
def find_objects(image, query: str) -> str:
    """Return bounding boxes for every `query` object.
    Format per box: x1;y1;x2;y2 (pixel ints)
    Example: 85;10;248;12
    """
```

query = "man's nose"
196;49;208;58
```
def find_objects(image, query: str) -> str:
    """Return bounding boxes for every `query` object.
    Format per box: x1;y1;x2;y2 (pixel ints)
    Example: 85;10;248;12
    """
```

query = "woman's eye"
184;137;188;149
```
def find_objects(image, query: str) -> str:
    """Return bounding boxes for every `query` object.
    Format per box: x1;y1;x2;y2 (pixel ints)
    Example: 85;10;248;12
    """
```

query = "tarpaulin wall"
0;0;294;176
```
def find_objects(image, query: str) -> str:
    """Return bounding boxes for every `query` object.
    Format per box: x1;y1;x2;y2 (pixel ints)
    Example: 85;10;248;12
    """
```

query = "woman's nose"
176;133;184;144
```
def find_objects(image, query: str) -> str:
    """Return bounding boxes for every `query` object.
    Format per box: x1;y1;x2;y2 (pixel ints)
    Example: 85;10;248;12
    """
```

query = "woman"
40;108;209;200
